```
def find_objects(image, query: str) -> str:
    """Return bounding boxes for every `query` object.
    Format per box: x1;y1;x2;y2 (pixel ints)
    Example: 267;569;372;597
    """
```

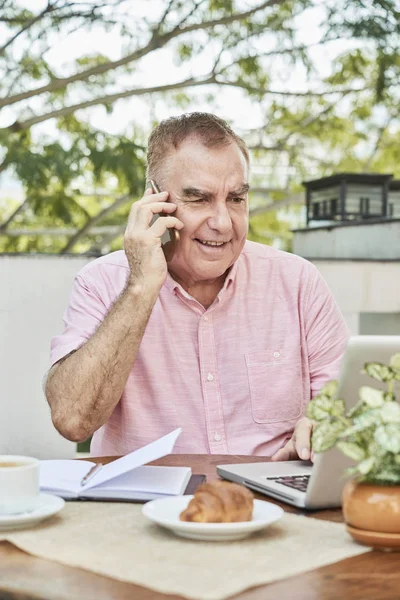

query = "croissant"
180;480;254;523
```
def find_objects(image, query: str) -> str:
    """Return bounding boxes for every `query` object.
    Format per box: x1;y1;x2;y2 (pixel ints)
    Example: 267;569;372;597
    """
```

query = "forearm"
46;281;158;442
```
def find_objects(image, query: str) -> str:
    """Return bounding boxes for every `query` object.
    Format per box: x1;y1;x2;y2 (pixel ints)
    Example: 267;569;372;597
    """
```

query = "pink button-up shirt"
50;241;349;456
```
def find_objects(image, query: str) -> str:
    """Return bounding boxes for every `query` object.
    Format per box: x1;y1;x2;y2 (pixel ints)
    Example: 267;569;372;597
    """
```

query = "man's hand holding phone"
123;185;183;293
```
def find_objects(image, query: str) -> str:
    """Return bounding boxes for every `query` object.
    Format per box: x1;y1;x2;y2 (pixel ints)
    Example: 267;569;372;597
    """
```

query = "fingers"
270;417;314;462
293;417;313;461
136;201;177;227
271;441;297;462
150;215;184;238
143;189;169;203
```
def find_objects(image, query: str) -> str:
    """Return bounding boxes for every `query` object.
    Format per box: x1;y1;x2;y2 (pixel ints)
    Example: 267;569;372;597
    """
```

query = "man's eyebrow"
181;184;250;199
227;184;250;197
182;187;213;199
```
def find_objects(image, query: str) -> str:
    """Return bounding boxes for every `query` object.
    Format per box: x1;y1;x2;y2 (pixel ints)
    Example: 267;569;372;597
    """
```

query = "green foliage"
1;0;400;253
209;0;234;12
307;353;400;484
248;207;293;251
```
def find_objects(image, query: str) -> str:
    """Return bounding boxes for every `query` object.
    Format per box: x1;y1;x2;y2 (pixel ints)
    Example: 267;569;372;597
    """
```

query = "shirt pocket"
245;349;303;424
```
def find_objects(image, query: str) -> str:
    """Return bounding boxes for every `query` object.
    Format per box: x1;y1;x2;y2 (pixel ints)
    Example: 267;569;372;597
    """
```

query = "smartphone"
149;180;180;255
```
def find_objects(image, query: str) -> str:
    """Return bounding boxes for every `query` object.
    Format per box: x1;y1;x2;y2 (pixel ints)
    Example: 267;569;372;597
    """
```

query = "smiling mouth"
195;239;230;247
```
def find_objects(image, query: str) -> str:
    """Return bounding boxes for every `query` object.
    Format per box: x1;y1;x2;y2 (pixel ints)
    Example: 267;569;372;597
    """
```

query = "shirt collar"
164;252;242;297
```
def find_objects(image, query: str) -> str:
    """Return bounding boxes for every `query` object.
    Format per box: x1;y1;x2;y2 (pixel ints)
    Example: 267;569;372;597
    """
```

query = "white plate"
142;495;284;541
0;493;65;531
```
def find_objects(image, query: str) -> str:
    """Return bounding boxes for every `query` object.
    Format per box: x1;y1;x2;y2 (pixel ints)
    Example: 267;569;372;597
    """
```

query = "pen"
80;463;103;486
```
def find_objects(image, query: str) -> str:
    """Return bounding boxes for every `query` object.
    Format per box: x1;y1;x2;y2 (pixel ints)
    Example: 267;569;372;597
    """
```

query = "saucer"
0;494;65;531
142;495;284;541
346;524;400;551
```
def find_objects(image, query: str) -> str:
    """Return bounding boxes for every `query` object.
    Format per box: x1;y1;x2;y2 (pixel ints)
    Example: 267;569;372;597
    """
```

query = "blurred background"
1;0;399;253
1;0;399;457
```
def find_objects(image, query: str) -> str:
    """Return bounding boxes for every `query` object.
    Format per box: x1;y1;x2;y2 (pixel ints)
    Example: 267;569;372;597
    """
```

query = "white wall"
0;254;93;458
293;220;400;260
309;260;400;336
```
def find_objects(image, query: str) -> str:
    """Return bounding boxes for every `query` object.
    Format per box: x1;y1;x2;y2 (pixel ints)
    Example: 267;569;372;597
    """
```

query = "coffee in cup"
0;455;39;515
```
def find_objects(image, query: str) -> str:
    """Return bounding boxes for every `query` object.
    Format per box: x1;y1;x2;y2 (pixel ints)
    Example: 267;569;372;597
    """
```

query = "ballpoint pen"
80;463;103;486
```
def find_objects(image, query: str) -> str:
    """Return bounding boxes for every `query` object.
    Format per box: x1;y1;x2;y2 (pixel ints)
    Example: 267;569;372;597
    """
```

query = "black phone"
149;179;179;255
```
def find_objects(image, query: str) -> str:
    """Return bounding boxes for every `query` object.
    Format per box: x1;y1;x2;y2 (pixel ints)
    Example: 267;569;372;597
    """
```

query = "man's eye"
231;197;245;203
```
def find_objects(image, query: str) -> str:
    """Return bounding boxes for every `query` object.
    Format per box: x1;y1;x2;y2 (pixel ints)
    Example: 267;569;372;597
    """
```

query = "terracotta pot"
342;479;400;550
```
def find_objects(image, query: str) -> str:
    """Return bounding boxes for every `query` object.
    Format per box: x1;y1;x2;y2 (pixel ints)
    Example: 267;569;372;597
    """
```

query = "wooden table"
1;454;399;600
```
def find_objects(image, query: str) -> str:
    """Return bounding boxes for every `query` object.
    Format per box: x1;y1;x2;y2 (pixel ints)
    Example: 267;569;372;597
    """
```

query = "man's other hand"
271;417;314;462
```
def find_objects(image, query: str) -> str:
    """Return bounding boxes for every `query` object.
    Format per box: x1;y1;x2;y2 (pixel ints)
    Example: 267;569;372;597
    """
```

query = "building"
292;173;400;335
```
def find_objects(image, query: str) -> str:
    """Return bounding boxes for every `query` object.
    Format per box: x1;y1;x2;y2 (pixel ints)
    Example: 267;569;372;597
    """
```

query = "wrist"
124;277;161;303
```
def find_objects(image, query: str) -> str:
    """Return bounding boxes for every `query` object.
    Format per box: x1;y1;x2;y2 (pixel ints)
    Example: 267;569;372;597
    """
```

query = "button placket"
198;312;227;452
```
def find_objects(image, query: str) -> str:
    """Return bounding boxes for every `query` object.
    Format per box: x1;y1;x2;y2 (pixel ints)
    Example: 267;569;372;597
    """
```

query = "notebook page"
87;465;191;495
40;459;95;495
81;428;182;491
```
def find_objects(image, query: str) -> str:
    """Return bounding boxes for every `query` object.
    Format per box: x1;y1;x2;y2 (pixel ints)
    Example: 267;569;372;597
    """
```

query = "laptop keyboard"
266;475;310;493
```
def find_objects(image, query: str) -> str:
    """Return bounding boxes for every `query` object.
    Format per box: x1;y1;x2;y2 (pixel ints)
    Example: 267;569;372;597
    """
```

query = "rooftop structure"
292;173;400;337
303;173;400;226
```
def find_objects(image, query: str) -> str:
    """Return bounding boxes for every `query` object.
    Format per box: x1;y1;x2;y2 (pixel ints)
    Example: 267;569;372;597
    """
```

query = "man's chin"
190;261;231;282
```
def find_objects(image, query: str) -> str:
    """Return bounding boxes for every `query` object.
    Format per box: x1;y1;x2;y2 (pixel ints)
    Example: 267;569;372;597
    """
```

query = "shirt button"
203;316;208;322
207;373;214;381
273;351;281;358
214;433;221;442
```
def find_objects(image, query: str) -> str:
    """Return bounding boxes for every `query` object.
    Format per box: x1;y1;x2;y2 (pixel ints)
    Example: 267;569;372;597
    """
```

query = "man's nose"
208;204;232;232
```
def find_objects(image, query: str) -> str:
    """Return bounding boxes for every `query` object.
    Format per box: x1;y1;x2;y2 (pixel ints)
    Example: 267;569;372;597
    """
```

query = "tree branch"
155;0;178;31
0;0;282;109
1;75;363;133
247;93;352;154
85;225;125;255
215;79;366;97
0;225;122;237
0;197;30;231
362;117;392;173
0;4;55;55
60;191;131;253
1;75;216;132
249;193;304;217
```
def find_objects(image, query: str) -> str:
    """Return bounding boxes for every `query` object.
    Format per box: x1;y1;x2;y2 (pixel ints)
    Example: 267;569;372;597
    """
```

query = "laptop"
217;335;400;509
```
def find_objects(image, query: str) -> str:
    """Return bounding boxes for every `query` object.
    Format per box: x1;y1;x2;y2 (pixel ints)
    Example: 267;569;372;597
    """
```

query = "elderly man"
45;112;349;460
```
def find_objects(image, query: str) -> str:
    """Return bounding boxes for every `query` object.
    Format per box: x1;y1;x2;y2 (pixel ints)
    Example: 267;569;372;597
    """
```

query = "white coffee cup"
0;455;40;515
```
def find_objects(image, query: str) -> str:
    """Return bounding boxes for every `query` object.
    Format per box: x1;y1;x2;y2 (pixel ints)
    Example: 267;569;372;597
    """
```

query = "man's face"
161;137;249;286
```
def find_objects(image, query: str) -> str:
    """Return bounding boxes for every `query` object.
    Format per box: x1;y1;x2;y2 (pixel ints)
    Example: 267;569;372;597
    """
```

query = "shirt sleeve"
50;273;108;366
304;265;350;398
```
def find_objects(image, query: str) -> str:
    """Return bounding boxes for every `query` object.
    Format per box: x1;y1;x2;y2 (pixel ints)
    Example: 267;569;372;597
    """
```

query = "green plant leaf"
357;456;375;475
374;424;400;454
359;386;385;407
380;402;400;424
318;380;338;398
306;395;333;421
311;420;347;452
331;398;346;417
346;398;365;418
363;362;394;382
390;353;400;371
336;441;365;461
368;470;400;484
341;409;378;435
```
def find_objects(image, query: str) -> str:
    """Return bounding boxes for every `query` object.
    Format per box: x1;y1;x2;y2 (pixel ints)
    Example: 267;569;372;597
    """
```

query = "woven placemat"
2;502;370;600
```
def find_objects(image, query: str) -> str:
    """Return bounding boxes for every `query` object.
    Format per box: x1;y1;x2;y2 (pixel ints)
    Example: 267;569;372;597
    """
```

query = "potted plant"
306;352;400;550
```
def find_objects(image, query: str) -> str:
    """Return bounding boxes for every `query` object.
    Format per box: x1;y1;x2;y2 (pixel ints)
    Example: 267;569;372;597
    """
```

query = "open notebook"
39;428;192;502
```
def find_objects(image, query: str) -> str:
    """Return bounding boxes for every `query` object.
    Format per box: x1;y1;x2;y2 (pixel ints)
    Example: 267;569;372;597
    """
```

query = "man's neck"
168;270;227;309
